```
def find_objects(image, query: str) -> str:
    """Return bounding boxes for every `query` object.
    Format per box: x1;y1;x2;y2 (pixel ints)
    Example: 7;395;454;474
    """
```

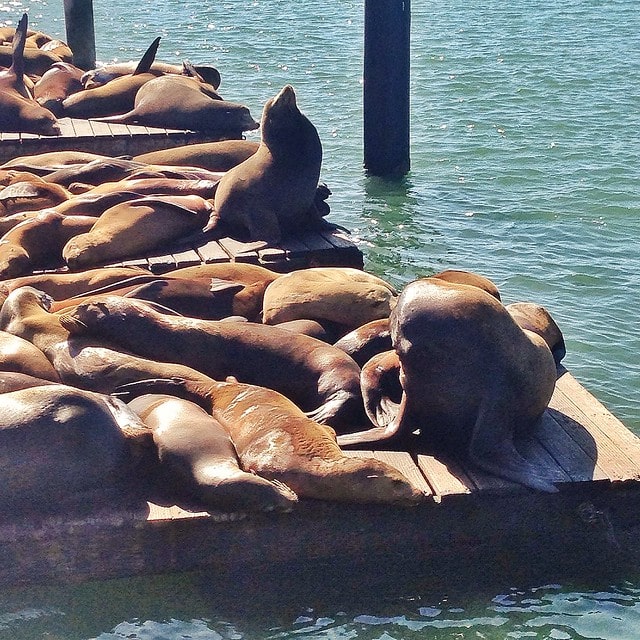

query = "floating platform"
0;117;241;164
2;367;639;587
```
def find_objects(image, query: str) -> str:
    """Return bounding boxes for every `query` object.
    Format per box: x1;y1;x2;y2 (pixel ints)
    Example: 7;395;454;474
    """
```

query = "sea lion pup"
96;74;258;135
61;37;164;119
134;140;260;172
128;394;298;513
0;14;60;136
62;295;366;428
33;61;84;115
0;383;152;514
506;301;566;367
0;266;152;305
338;278;560;493
0;329;61;381
262;267;398;336
0;211;95;278
62;194;213;270
210;85;323;244
117;378;424;507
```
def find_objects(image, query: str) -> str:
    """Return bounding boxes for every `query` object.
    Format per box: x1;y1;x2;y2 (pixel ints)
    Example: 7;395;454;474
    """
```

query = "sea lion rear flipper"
133;36;161;75
10;14;28;96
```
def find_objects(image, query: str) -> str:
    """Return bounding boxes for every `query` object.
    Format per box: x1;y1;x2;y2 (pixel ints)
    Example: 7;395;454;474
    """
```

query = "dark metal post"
363;0;411;177
63;0;96;70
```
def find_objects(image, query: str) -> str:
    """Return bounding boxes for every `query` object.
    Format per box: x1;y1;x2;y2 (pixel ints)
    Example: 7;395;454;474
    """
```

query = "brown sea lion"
62;194;213;269
262;267;398;335
0;211;95;278
117;377;424;506
68;177;220;200
0;180;71;214
82;61;221;91
61;37;163;118
33;61;83;115
0;150;114;175
128;394;298;512
0;329;61;381
134;140;260;172
0;371;59;393
0;14;60;136
0;383;151;513
430;268;501;300
97;74;258;134
338;278;559;492
507;301;566;367
0;266;152;304
42;157;147;187
210;85;323;243
359;350;403;429
62;295;366;428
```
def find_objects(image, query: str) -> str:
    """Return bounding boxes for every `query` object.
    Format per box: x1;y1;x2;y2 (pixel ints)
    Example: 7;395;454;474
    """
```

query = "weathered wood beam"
62;0;96;70
363;0;411;177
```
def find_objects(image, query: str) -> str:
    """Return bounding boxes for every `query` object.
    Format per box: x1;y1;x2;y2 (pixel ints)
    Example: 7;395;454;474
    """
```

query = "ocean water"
1;0;639;637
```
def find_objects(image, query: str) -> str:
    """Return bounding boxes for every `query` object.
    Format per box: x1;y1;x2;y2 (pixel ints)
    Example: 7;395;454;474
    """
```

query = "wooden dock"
0;117;242;164
2;367;640;587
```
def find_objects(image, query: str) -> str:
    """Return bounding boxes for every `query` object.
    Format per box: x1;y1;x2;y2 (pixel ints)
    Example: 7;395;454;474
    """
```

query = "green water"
1;0;639;637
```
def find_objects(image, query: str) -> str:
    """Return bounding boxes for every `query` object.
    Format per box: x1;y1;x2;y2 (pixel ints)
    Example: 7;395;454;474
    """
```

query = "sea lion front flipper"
133;37;161;75
468;397;559;493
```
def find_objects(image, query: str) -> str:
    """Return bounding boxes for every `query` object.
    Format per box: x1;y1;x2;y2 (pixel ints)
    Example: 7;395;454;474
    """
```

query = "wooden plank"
146;502;209;521
195;241;229;264
146;253;176;274
170;248;203;269
459;463;522;494
517;429;575;484
416;454;474;498
217;237;261;264
535;410;609;482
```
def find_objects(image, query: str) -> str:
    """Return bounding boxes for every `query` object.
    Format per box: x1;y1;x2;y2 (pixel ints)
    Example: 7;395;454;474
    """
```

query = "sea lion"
62;194;213;269
134;140;260;172
0;383;151;513
128;394;298;512
0;179;71;214
61;37;163;118
0;211;95;278
338;277;559;493
262;267;398;335
61;295;365;427
507;301;566;367
210;84;323;243
359;350;403;429
0;14;60;136
0;329;61;381
0;266;152;304
117;377;424;506
430;268;501;300
97;74;258;134
67;177;220;200
82;60;221;91
333;318;392;367
33;61;84;115
0;151;114;175
0;371;59;393
42;157;148;187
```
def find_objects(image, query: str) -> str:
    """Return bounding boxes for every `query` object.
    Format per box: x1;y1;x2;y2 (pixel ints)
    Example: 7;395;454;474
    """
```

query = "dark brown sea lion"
0;14;60;136
262;267;397;335
0;211;95;278
62;295;366;428
338;278;559;492
0;329;61;381
61;37;163;118
42;157;147;187
128;394;298;512
62;194;213;269
70;177;220;200
33;61;83;115
117;377;424;506
134;140;260;172
210;85;323;243
0;383;151;513
333;318;392;367
507;301;566;367
97;74;258;134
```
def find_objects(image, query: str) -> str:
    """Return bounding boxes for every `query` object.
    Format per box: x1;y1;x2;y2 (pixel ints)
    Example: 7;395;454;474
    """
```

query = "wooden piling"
63;0;96;70
363;0;411;177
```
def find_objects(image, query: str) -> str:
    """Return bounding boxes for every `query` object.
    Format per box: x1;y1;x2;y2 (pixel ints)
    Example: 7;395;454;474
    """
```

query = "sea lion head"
59;298;129;335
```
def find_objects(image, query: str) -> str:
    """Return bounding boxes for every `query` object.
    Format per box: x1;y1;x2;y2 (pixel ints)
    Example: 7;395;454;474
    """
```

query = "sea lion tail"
133;36;161;75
